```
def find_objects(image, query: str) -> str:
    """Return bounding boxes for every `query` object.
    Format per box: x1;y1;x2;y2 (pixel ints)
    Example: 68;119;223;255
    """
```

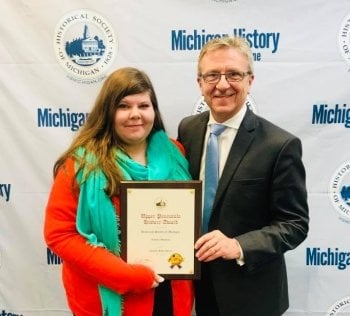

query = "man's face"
198;47;254;123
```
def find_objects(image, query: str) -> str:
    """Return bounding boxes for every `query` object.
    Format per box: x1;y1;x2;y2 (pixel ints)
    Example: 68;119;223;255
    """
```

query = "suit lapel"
212;109;258;209
187;112;208;178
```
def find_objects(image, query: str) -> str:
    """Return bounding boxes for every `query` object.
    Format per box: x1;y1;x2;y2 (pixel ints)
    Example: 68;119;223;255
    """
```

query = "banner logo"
329;161;350;223
327;297;350;315
47;248;62;265
54;9;117;84
338;13;350;68
171;28;280;62
0;183;11;202
312;103;350;128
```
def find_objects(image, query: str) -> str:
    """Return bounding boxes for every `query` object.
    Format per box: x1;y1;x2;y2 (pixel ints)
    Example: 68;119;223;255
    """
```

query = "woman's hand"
152;274;165;288
133;258;165;288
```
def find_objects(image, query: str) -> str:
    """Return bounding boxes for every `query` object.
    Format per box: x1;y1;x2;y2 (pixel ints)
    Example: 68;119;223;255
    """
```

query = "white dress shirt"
199;105;247;181
200;105;247;264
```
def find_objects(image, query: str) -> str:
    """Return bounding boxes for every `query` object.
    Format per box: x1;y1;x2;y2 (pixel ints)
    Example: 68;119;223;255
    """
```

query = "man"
177;36;309;316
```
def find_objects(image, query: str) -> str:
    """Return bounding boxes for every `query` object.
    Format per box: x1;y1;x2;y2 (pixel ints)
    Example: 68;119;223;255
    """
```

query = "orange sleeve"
172;280;194;316
43;158;155;294
171;138;186;155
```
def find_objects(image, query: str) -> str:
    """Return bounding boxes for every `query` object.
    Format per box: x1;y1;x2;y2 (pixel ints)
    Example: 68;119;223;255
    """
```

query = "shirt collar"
208;104;247;130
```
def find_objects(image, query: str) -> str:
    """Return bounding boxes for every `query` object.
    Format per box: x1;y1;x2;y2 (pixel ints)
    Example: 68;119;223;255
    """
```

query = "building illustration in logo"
340;186;350;205
66;25;105;66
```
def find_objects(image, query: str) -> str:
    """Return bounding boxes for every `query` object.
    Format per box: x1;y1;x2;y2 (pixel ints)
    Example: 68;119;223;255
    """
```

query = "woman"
44;67;194;316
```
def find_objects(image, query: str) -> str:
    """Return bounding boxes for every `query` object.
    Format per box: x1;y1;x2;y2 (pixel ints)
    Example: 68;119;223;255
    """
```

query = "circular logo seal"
329;160;350;223
327;296;350;315
192;94;257;115
338;13;350;67
54;9;117;84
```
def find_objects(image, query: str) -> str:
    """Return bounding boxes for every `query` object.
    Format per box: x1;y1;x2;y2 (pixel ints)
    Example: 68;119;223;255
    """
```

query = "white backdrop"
1;1;350;315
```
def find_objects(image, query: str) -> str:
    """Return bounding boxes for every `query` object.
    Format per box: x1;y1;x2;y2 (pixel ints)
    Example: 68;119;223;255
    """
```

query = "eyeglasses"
200;71;252;84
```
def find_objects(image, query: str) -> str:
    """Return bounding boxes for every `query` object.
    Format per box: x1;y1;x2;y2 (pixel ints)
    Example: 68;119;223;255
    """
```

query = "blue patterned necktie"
203;124;227;232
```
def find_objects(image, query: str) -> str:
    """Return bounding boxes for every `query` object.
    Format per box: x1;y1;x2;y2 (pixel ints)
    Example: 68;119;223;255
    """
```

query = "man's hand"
194;230;242;262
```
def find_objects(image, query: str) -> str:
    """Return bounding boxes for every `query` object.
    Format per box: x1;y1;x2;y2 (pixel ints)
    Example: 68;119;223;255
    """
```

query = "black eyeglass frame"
199;71;252;84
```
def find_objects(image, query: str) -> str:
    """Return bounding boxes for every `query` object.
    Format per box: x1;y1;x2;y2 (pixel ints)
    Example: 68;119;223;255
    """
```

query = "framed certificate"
120;180;202;279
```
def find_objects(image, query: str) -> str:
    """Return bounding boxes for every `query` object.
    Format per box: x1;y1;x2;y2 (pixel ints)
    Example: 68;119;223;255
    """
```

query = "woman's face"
114;91;155;148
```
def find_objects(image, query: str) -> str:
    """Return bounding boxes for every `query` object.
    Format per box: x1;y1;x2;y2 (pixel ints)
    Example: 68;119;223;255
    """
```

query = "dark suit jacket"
177;108;309;316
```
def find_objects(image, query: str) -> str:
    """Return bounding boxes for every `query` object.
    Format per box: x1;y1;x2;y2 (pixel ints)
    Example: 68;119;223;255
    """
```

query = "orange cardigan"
44;156;193;316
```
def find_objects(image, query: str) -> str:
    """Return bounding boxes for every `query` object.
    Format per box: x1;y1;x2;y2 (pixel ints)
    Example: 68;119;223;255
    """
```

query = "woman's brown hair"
53;67;165;196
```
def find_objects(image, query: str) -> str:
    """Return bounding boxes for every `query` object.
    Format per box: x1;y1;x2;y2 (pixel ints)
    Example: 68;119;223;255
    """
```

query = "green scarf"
75;130;191;316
